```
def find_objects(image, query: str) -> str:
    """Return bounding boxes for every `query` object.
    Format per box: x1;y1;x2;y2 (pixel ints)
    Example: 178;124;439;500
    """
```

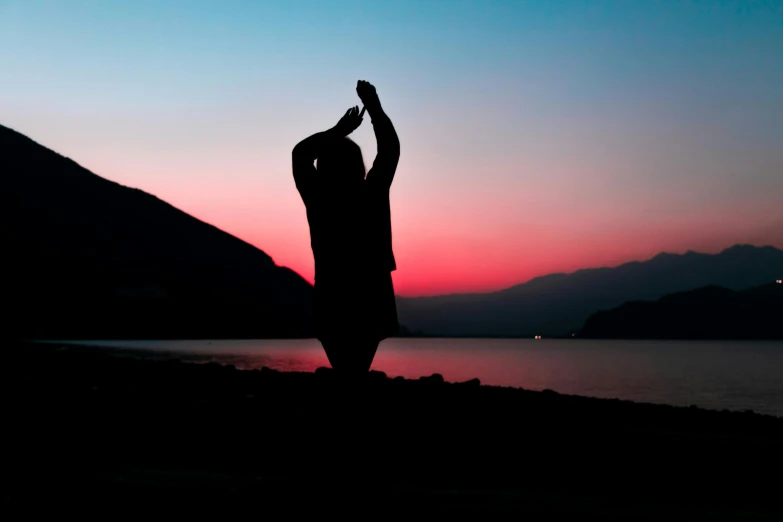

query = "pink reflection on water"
55;338;783;416
73;339;332;373
372;338;595;388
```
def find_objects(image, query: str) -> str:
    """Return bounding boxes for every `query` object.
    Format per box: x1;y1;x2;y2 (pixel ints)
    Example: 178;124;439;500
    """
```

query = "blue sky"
2;0;781;294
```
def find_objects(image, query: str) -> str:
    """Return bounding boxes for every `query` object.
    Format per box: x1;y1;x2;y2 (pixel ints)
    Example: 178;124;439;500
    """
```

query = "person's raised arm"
292;106;365;200
358;80;400;188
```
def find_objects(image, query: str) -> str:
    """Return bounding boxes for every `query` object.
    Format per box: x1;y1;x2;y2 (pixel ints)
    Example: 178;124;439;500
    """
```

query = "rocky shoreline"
5;341;782;519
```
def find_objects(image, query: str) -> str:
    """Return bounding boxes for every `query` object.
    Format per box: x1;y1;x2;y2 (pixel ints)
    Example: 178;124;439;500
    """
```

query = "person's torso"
304;181;395;280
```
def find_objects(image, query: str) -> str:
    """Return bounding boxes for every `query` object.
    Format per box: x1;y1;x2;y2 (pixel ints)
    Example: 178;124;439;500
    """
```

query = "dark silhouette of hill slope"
579;283;783;339
1;124;313;339
396;245;783;337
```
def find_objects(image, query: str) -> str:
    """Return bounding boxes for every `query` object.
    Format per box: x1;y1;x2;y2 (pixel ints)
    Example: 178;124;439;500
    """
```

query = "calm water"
56;338;783;417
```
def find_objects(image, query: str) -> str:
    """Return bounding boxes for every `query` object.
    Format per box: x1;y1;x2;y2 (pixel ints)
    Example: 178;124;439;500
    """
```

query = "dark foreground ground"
4;341;782;520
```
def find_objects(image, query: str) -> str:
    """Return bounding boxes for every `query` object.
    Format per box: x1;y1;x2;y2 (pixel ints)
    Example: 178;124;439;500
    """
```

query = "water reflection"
55;338;783;416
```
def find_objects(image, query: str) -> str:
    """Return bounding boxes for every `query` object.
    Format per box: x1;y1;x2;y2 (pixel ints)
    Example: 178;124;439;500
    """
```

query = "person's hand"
356;80;380;109
334;105;365;136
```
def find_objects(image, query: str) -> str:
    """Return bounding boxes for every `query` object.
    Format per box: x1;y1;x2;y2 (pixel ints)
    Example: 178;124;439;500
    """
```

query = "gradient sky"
2;0;782;296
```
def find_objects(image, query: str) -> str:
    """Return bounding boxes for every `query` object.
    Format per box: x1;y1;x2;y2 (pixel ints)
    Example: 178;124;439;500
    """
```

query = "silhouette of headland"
580;282;783;339
1;123;313;339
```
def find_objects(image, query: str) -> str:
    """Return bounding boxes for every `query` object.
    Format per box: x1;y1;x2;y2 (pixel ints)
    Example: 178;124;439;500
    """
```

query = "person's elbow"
292;145;306;173
389;129;401;157
386;141;400;161
380;133;400;158
292;142;304;160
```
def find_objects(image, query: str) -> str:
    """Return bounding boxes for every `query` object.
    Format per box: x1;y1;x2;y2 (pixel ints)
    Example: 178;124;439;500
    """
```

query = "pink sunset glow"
2;2;781;296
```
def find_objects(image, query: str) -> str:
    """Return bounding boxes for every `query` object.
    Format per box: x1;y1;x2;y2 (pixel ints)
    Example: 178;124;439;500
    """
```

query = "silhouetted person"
292;80;400;375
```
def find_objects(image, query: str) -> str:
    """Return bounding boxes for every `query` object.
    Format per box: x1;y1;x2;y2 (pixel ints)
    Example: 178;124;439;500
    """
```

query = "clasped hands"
334;80;380;136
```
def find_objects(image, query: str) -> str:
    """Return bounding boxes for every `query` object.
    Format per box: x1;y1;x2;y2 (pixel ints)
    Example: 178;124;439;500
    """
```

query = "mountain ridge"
401;244;778;301
1;123;313;339
396;244;782;337
1;123;277;265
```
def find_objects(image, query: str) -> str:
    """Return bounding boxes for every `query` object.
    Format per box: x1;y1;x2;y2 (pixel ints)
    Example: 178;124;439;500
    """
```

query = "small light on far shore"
777;280;782;284
534;335;542;340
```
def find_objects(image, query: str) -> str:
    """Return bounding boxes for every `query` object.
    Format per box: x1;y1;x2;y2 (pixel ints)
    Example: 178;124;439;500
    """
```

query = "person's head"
316;137;366;186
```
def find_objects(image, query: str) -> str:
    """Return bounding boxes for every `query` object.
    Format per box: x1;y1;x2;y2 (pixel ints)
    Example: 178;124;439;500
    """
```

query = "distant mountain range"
396;245;783;337
1;124;313;339
580;283;783;340
3;123;781;340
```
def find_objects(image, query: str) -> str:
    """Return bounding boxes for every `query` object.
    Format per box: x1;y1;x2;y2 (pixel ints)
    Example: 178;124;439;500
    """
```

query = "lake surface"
55;338;783;417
